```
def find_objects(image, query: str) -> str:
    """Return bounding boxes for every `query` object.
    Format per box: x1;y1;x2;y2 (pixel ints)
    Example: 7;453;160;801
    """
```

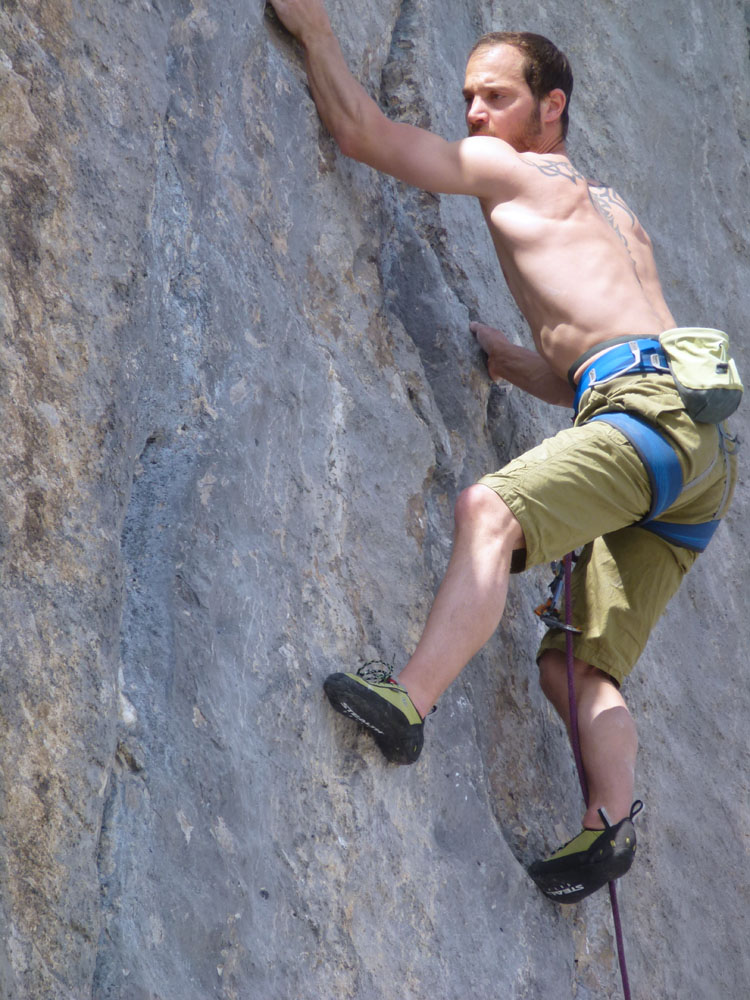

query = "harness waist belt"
573;338;670;414
588;411;719;552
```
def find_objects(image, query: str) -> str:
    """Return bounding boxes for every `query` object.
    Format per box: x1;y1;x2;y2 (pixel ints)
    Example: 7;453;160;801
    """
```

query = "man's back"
480;150;676;377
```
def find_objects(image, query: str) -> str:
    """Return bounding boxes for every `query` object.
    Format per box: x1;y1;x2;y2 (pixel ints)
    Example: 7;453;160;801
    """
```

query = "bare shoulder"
515;155;649;236
455;135;528;195
511;154;635;215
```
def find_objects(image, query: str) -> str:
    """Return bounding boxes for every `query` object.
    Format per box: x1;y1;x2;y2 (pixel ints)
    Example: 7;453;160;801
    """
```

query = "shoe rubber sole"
323;672;424;764
528;818;637;904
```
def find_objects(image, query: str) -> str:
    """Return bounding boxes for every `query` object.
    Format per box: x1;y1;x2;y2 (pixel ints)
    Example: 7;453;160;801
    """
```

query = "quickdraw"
534;558;582;634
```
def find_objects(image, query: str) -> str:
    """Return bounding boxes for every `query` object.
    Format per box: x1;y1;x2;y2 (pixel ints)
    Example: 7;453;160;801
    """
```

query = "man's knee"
454;484;525;548
537;649;618;704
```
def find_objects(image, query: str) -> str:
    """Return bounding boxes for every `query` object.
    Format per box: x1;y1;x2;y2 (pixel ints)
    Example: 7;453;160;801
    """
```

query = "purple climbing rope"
609;881;631;998
563;553;588;803
562;552;632;1000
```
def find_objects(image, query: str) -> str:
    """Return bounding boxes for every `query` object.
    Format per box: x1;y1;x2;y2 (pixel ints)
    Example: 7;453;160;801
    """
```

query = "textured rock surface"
1;0;749;997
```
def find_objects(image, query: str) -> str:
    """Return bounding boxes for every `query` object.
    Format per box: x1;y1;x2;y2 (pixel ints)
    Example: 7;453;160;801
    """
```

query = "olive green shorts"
478;373;738;684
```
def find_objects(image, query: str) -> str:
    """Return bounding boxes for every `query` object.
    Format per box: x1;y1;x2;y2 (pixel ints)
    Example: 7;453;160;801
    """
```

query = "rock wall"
1;1;748;997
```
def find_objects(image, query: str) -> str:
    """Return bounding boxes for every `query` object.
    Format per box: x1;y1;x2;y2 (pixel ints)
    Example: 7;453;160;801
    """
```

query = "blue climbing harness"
588;410;720;551
574;338;727;552
572;337;669;413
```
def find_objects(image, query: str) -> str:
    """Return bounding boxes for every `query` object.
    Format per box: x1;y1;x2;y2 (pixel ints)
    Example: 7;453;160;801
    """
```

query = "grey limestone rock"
0;0;748;997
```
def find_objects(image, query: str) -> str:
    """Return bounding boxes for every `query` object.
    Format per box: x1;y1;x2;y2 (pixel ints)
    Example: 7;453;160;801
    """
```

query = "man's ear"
541;88;566;126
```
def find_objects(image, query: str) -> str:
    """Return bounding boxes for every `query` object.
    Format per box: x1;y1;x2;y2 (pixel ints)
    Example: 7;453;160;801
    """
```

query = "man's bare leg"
396;484;525;718
537;650;638;829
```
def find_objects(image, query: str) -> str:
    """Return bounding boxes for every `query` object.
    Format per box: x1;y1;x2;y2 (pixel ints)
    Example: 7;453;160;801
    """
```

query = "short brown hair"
470;32;574;139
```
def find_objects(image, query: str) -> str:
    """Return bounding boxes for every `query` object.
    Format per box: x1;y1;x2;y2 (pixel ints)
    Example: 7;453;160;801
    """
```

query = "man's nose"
466;96;487;124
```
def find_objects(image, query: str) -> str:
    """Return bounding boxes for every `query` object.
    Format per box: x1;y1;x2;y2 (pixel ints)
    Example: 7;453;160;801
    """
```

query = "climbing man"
267;0;738;902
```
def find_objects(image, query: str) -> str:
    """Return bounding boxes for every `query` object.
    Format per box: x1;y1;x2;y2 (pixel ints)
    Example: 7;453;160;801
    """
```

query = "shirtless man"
268;0;736;901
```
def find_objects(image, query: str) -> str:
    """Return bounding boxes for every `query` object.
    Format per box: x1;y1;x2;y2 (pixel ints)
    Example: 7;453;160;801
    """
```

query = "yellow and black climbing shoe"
528;801;644;904
323;662;425;764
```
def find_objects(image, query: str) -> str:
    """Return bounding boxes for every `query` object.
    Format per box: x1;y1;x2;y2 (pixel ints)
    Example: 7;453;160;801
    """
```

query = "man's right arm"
268;0;521;199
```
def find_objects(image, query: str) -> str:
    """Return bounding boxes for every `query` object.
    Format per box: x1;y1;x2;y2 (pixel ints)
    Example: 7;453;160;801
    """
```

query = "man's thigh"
537;525;698;685
478;420;652;569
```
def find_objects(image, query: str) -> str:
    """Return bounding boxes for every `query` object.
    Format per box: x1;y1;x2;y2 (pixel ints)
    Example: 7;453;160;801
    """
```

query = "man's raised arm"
268;0;521;199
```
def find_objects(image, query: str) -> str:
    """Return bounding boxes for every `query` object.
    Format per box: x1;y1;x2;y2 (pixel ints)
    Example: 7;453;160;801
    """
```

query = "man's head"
463;32;573;151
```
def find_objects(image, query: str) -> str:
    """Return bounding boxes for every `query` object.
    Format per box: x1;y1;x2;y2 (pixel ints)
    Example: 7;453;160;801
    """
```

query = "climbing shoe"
528;801;644;904
323;661;425;764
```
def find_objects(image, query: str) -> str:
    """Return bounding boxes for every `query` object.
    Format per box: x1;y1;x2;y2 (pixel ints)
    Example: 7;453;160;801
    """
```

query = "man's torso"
480;152;676;378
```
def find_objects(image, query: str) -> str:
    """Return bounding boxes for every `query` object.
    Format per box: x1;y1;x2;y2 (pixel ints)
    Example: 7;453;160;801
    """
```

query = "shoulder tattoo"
529;157;585;184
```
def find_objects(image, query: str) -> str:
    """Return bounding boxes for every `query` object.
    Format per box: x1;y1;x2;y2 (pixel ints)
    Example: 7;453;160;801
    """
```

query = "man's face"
463;44;542;152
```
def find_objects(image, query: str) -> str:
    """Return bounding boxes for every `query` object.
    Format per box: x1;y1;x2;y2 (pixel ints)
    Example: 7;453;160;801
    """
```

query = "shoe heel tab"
598;801;644;829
